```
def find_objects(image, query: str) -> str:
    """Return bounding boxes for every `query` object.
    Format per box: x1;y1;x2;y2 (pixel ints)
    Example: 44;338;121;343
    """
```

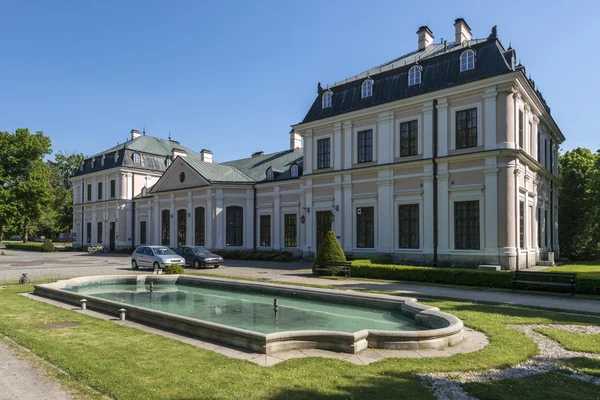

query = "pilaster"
437;98;449;157
342;175;353;252
273;186;281;249
422;102;434;159
376;170;394;252
215;189;224;248
377;111;394;164
483;87;497;150
343;121;352;170
245;189;254;249
304;130;313;175
437;162;449;253
422;164;434;253
484;157;499;255
333;122;342;171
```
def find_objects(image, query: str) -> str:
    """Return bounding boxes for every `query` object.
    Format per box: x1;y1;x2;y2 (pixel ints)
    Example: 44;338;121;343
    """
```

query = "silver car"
131;246;185;270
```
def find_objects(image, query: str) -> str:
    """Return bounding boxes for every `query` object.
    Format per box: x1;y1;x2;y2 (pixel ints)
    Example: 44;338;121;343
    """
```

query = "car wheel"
153;262;160;271
194;259;201;269
214;265;219;268
131;260;138;270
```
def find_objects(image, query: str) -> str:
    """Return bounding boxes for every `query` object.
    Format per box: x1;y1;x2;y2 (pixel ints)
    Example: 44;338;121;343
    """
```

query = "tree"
313;230;346;273
558;148;600;260
45;151;84;236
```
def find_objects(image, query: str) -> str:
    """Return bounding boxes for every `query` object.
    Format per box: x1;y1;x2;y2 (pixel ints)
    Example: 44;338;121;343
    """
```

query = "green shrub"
40;240;55;252
313;231;346;274
350;261;600;295
164;264;184;274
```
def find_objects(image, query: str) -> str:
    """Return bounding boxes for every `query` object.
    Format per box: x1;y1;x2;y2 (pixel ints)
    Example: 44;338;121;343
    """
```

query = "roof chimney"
172;148;186;159
252;151;264;158
290;129;302;150
200;149;213;163
454;18;472;45
131;129;141;140
417;26;434;51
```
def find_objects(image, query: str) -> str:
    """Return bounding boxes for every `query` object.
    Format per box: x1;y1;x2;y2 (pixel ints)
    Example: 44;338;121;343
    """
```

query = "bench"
512;271;577;296
314;261;352;278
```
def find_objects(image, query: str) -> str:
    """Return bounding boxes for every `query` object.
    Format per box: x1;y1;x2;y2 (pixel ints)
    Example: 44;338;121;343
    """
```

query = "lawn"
1;283;600;399
535;327;600;354
545;261;600;280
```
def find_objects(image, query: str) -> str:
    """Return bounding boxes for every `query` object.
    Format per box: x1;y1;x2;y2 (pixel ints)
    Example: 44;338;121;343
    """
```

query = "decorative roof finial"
317;82;323;94
488;25;498;40
143;124;146;136
508;41;512;50
168;130;171;140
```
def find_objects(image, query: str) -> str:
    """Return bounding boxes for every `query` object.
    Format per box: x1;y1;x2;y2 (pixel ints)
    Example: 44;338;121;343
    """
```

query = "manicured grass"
1;282;600;399
535;328;600;354
546;262;600;280
561;357;600;377
463;371;600;400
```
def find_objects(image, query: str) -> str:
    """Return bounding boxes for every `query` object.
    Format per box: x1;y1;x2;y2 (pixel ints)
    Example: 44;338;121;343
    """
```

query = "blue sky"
1;0;598;161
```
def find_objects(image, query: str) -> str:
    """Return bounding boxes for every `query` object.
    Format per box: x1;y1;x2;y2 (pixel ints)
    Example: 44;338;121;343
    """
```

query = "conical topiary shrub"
313;230;346;275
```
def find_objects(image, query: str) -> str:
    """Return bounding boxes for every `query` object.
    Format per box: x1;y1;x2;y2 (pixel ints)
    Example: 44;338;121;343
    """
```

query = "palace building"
71;18;563;270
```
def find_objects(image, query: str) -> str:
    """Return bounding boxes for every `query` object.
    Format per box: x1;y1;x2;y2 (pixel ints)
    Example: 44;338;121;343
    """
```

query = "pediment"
150;157;210;193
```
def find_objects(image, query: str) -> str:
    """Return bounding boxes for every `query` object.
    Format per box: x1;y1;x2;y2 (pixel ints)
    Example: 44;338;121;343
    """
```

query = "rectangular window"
161;210;170;246
97;222;102;243
177;209;186;247
317;138;330;169
86;222;91;243
455;108;478;149
518;110;524;149
400;120;419;157
87;184;91;202
544;209;548;247
356;207;375;248
519;201;525;249
357;129;373;163
398;204;419;248
110;179;116;198
140;221;147;245
97;182;103;200
454;201;480;250
259;215;271;247
226;206;243;246
284;214;297;247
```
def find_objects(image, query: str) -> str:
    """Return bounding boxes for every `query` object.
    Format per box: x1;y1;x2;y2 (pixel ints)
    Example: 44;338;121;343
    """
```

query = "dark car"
174;246;224;269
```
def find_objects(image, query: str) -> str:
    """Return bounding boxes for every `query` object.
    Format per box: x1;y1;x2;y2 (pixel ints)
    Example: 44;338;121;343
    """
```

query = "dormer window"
101;155;105;167
114;152;119;163
266;167;274;180
361;79;373;98
322;90;332;108
80;163;84;172
90;158;95;168
166;157;172;167
290;164;299;178
408;65;421;86
133;153;141;164
460;49;475;72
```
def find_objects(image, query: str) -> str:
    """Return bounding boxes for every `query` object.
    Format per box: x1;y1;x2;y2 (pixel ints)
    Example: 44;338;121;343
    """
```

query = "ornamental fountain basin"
34;275;464;354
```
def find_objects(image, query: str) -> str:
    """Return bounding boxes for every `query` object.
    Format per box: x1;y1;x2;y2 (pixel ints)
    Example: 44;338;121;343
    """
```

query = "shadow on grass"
561;357;600;377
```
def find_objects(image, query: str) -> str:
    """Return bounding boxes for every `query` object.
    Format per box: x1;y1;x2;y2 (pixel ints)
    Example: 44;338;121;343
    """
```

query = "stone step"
536;261;554;267
478;265;501;271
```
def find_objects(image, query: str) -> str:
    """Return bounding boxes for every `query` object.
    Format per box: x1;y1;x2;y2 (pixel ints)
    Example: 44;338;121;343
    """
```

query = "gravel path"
419;324;600;400
0;338;73;400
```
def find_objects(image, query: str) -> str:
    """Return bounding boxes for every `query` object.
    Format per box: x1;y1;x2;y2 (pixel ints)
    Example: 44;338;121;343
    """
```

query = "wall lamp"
302;207;310;213
300;207;310;224
332;204;339;212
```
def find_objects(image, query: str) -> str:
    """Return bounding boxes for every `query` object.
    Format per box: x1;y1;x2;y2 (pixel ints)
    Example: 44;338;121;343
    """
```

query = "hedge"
4;242;72;252
350;261;600;296
313;231;346;274
215;250;293;262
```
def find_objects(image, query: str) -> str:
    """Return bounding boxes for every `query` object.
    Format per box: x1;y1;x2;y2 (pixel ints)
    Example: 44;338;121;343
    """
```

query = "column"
333;122;342;170
513;91;521;149
342;175;352;252
304;179;313;254
333;175;342;237
376;170;394;252
437;98;449;157
91;206;97;243
484;157;499;257
343;121;352;170
206;189;213;249
377;111;394;164
187;191;193;245
422;102;433;159
245;189;254;249
215;189;224;248
304;130;313;175
169;193;175;248
153;197;160;244
273;186;281;249
147;199;152;245
484;87;497;150
422;164;434;254
125;202;132;245
115;204;120;246
437;162;449;254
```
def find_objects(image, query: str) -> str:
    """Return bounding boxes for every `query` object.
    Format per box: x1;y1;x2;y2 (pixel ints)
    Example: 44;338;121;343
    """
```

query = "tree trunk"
0;222;3;245
23;220;29;243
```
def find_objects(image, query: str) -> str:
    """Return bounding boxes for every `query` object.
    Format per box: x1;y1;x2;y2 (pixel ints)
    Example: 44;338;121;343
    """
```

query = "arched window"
80;163;84;172
166;157;172;167
114;152;119;163
266;168;274;180
322;90;332;108
226;206;243;246
133;153;141;164
161;209;170;246
194;206;205;246
90;158;95;168
177;209;187;247
290;164;299;178
361;79;373;98
460;49;475;72
408;65;421;86
101;155;105;167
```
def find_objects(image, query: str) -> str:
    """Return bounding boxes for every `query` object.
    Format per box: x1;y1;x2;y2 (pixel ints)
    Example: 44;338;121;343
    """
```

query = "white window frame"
361;79;373;98
460;49;475;72
353;124;377;164
133;153;141;164
101;155;105;167
281;210;299;248
266;168;274;180
313;133;334;170
114;152;119;163
290;164;299;178
394;195;423;252
408;65;421;86
322;91;332;108
449;190;484;253
353;198;377;251
396;115;422;158
450;102;482;150
257;211;273;249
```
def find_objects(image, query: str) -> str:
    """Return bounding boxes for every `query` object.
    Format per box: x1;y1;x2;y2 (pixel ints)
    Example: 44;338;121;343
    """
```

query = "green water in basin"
66;283;424;334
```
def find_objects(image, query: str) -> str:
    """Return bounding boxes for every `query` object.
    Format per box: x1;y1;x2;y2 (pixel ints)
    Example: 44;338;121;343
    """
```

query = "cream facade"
71;19;564;270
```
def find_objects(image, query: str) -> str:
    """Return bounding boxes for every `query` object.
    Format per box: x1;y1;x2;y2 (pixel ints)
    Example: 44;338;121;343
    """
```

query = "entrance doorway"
315;211;333;252
109;222;115;251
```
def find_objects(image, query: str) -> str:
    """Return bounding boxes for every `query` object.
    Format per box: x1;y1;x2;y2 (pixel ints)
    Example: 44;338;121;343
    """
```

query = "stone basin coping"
34;275;464;354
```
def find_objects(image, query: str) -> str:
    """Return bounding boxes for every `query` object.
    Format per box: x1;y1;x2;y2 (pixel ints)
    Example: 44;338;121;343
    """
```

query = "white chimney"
131;129;141;140
172;148;186;159
454;18;472;45
290;129;301;150
417;26;434;51
200;149;213;163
